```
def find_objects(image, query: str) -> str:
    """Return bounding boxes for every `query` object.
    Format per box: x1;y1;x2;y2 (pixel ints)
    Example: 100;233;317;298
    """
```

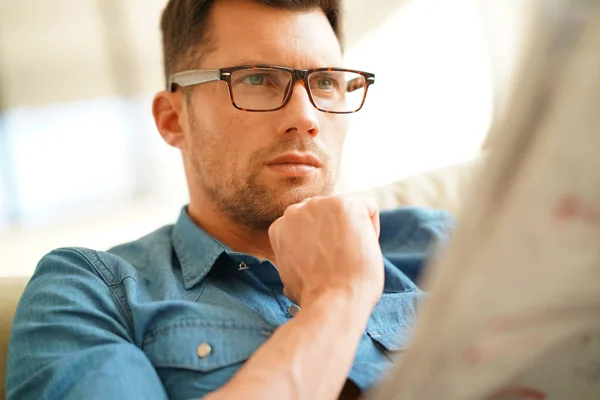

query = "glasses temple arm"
167;69;221;92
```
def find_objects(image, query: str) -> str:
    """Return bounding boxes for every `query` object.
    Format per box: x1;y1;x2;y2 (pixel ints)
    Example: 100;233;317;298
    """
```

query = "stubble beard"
189;133;335;231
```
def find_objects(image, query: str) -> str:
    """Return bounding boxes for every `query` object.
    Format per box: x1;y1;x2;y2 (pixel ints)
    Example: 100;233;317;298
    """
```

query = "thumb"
359;196;381;238
341;195;381;238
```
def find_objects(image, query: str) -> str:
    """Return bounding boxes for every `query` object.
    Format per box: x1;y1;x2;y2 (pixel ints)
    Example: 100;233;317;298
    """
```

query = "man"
7;0;453;399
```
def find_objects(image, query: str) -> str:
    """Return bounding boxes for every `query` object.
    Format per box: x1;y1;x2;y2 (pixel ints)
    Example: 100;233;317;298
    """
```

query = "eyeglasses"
168;65;375;114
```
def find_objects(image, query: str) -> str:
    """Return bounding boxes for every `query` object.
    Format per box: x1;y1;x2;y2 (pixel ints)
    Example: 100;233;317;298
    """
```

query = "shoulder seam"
57;247;135;330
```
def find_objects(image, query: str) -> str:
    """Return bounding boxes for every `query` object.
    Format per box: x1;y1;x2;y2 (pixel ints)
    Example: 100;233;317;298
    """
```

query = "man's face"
181;0;349;230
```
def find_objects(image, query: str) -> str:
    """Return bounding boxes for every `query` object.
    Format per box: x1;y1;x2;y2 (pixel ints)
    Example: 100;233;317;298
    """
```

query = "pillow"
363;156;484;217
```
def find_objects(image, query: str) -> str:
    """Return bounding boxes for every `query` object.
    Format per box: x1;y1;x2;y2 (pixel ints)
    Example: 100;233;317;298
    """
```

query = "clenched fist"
268;196;385;310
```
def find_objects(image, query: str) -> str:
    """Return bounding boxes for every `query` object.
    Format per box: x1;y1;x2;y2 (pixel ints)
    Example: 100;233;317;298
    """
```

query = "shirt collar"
172;206;229;290
171;205;426;292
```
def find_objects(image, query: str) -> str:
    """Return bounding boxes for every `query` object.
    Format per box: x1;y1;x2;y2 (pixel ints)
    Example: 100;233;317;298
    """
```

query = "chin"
275;182;332;205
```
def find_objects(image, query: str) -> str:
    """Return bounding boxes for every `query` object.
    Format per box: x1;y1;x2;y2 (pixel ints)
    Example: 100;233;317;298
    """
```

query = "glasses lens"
308;71;367;113
230;68;292;111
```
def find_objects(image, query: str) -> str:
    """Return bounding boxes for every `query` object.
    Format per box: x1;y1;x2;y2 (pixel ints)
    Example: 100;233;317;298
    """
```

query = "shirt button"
196;342;212;358
238;262;249;271
288;304;301;317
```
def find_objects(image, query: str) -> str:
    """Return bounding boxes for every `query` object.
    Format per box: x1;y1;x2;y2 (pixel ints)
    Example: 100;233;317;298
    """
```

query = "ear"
152;90;186;149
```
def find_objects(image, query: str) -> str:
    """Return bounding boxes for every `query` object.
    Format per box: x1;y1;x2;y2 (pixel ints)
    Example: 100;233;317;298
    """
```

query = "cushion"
364;156;484;217
0;278;29;400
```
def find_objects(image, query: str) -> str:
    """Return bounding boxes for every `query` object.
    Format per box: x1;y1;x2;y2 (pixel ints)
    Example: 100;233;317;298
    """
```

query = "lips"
265;153;324;168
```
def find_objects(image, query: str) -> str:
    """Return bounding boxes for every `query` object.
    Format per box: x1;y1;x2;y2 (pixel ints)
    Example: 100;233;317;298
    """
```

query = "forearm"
205;292;373;400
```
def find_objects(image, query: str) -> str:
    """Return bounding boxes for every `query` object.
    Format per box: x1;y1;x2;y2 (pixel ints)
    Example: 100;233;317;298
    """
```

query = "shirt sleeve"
6;248;169;400
379;207;456;285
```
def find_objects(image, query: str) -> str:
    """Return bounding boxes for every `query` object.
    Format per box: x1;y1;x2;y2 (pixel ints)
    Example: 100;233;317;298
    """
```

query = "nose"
276;82;320;138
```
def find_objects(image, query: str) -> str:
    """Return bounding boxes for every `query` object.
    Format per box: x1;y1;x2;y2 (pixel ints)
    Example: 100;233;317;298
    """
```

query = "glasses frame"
168;65;376;114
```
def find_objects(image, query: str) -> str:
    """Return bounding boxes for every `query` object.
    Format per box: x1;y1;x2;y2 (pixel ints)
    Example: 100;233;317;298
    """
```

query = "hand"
268;195;384;309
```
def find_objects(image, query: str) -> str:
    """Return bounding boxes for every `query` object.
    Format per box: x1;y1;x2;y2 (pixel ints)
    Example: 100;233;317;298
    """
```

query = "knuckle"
325;195;347;212
283;203;301;217
268;219;281;237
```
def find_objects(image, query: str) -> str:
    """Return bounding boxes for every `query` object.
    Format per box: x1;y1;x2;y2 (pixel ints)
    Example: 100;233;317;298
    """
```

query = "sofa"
0;159;480;399
1;278;28;399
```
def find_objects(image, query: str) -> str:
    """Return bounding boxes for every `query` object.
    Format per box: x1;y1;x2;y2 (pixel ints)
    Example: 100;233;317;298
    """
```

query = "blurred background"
0;0;527;277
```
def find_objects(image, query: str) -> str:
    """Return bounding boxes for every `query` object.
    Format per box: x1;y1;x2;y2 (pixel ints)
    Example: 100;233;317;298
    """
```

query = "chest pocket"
142;320;272;372
366;290;423;355
366;330;408;359
349;292;421;391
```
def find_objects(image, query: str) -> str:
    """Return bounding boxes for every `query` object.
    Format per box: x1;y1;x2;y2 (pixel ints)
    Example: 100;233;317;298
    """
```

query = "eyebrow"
229;60;341;69
229;60;278;67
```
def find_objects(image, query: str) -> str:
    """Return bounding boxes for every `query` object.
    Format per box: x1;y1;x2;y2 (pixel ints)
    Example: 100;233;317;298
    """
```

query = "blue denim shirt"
7;206;454;400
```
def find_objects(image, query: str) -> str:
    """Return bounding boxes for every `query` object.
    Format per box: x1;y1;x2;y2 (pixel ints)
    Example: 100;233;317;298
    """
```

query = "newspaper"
367;1;600;399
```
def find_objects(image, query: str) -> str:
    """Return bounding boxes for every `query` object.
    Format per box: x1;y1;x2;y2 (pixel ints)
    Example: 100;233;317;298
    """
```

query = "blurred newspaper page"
367;1;600;399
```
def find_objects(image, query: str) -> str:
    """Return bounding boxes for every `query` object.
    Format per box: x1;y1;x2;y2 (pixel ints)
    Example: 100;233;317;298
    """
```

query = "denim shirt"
7;206;454;400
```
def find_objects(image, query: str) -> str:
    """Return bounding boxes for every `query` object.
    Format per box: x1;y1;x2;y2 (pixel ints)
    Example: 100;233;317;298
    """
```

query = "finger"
343;195;381;237
358;195;378;216
371;210;381;238
283;199;309;215
268;217;282;248
282;287;298;305
363;196;381;238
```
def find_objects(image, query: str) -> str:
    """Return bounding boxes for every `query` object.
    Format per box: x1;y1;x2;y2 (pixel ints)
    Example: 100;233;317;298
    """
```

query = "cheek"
193;106;264;175
320;116;349;164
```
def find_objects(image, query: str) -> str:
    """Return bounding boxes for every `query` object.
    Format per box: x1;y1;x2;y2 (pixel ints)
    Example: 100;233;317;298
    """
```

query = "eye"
317;78;335;90
241;74;266;86
311;74;342;92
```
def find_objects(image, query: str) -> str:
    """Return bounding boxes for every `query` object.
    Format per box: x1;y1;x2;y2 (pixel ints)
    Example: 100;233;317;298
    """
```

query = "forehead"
201;0;343;70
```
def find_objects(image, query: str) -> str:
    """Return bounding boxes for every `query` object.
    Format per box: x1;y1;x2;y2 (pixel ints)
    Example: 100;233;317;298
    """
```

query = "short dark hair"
160;0;343;83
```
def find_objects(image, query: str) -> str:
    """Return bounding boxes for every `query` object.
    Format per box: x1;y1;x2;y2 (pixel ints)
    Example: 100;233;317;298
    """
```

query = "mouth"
266;153;324;168
265;152;323;177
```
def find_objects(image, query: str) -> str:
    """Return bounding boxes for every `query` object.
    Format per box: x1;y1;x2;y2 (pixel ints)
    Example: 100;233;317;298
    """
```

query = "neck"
187;200;276;263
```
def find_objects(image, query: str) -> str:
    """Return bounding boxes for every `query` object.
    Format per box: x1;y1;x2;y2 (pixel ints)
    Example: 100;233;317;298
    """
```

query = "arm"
206;291;373;400
6;249;168;400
